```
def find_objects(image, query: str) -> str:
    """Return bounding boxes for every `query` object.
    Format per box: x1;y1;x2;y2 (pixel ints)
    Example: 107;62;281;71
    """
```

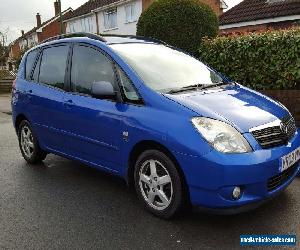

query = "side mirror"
91;81;116;99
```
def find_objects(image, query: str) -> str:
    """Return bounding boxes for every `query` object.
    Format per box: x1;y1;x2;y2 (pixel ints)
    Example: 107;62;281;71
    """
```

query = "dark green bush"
137;0;218;55
198;29;300;90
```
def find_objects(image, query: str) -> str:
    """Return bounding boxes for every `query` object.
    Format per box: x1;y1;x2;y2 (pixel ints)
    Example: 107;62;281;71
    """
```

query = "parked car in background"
11;33;300;219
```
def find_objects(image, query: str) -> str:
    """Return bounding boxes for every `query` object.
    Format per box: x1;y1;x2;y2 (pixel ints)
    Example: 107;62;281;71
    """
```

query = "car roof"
24;33;166;57
39;33;165;46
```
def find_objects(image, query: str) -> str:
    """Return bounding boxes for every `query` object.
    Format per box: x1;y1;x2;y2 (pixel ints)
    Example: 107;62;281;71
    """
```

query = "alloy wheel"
20;125;34;158
138;159;173;211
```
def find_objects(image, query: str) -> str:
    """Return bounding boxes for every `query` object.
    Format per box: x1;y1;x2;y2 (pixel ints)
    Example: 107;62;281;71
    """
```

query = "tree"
137;0;219;55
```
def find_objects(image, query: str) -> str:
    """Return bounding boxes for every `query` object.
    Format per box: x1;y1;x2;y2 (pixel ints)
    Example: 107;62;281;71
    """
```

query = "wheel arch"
15;114;29;132
126;140;190;201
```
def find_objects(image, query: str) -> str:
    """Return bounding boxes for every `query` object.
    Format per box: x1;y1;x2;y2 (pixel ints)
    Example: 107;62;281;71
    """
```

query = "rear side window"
25;50;38;80
71;45;116;95
39;46;69;89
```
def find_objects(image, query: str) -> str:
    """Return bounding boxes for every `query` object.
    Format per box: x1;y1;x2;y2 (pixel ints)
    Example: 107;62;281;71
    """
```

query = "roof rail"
41;32;107;44
102;34;168;45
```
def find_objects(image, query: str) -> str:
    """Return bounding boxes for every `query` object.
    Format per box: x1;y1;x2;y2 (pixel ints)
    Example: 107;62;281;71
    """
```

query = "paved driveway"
0;93;11;114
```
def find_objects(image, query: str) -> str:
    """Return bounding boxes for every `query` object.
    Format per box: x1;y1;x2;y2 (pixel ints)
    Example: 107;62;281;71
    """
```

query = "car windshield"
110;43;224;93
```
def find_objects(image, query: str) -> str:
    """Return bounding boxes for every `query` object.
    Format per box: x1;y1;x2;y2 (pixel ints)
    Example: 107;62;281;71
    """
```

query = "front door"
61;44;125;172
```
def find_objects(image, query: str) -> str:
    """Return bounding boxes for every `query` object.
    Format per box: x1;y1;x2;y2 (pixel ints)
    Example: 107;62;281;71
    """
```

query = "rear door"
26;44;70;152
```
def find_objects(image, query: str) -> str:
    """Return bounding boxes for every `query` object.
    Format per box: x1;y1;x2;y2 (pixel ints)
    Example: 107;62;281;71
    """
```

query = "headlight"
191;117;252;153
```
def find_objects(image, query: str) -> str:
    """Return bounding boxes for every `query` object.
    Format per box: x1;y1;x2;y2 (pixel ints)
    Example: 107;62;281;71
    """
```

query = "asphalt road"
0;112;299;250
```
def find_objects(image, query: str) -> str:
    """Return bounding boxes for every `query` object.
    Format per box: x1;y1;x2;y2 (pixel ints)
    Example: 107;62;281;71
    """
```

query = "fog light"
232;186;241;200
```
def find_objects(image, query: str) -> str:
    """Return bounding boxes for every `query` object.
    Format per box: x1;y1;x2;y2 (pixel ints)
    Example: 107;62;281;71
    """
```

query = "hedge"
198;29;300;90
137;0;218;55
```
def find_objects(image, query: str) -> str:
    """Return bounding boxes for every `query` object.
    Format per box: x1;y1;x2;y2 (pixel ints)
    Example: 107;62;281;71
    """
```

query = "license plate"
280;146;300;172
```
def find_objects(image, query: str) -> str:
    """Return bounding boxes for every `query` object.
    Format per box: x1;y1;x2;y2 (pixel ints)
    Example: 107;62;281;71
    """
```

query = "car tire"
134;149;185;219
18;120;47;164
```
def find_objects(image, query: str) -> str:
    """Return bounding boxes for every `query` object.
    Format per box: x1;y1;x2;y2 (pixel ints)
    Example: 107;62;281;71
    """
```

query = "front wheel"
134;150;185;219
18;120;47;164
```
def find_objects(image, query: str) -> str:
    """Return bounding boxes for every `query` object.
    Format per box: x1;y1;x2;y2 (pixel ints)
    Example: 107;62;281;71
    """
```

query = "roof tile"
64;0;120;20
220;0;300;25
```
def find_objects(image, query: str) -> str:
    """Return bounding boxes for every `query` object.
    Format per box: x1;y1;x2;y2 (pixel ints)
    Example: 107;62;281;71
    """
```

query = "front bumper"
174;129;300;210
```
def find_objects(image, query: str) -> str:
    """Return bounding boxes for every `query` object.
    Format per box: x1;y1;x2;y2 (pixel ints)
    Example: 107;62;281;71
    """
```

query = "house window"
81;17;94;33
69;22;76;33
125;3;137;23
104;8;117;30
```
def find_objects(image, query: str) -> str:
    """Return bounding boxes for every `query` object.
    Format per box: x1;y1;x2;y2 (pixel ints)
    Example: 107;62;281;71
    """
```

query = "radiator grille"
251;115;297;149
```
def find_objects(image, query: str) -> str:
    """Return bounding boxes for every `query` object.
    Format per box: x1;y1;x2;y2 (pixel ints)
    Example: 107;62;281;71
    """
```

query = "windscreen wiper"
167;84;203;94
167;82;232;94
199;82;230;90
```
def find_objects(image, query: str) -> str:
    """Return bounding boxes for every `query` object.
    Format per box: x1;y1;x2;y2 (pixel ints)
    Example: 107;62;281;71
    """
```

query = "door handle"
27;90;33;99
64;99;74;108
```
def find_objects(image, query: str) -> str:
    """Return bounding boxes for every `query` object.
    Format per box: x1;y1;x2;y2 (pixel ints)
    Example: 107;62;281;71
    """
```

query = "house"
220;0;300;35
64;0;228;36
9;1;72;60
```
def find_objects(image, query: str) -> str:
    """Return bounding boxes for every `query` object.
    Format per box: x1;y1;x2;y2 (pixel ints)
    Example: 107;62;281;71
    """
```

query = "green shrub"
137;0;218;55
198;29;300;90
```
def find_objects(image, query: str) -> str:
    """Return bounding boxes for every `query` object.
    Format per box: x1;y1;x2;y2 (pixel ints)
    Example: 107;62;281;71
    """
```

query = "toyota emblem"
280;123;288;134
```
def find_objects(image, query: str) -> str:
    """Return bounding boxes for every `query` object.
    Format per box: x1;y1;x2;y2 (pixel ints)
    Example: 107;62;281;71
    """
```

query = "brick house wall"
220;21;299;35
10;42;21;60
37;19;64;43
201;0;223;16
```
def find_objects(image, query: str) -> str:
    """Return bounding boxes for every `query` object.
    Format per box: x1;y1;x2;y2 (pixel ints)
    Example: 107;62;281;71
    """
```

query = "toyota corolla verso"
12;33;300;219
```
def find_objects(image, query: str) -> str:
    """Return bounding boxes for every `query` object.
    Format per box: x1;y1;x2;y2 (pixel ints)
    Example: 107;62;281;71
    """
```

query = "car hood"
164;85;288;133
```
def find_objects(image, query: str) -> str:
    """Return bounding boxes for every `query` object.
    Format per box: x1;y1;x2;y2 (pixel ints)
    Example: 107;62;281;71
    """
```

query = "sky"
0;0;242;44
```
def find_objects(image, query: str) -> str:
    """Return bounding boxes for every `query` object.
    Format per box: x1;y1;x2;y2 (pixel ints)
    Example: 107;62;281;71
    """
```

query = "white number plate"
280;146;300;172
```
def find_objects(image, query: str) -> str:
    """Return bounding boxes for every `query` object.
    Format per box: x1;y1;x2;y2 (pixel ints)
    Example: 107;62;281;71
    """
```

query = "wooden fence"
0;72;15;94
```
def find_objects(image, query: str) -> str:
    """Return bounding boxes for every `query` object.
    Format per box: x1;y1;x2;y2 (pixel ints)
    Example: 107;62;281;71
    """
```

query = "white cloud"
225;0;243;10
0;0;87;43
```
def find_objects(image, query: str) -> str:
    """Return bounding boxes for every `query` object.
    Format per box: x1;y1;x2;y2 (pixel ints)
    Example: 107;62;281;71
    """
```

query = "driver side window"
71;45;116;95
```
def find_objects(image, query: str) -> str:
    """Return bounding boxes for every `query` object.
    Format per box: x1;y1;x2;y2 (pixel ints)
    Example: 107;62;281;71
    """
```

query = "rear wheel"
18;120;47;164
134;150;185;219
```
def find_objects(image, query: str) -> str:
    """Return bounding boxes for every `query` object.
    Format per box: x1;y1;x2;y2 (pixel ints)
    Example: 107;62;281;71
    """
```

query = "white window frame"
125;2;137;24
104;8;118;30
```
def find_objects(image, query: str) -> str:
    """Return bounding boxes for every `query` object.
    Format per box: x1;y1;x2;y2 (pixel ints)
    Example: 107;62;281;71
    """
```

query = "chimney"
21;30;25;36
36;13;41;27
54;1;60;16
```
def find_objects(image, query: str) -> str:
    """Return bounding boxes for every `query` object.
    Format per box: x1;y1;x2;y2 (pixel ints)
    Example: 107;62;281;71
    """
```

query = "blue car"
12;33;300;218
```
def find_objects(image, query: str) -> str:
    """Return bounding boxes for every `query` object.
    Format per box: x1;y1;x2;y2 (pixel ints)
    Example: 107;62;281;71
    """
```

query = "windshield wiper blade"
167;84;203;94
167;82;230;94
199;82;229;90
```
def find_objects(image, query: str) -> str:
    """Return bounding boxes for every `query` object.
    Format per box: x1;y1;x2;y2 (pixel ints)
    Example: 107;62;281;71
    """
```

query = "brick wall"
220;21;299;36
220;24;267;35
10;42;21;60
201;0;223;15
37;19;63;43
260;90;300;127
